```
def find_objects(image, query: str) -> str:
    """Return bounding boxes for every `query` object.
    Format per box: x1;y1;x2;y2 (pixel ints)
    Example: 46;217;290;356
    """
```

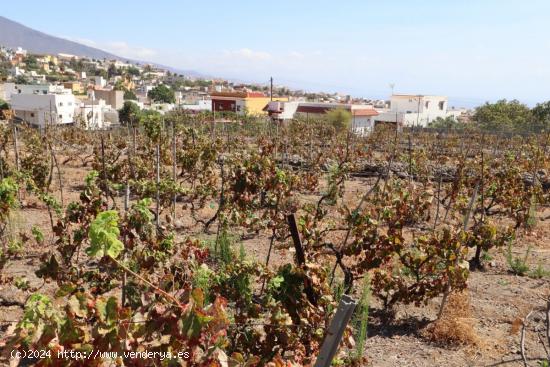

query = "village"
0;46;469;133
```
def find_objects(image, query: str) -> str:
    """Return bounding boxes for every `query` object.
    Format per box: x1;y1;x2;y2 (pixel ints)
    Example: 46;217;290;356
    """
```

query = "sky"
3;0;550;107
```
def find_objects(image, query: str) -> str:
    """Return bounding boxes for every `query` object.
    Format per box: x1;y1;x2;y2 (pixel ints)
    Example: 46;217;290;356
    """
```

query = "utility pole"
270;76;273;101
415;95;422;130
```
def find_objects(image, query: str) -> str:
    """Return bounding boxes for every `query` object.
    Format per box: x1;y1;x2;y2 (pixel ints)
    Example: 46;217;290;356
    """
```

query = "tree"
15;75;29;84
108;63;119;79
118;101;141;125
325;108;352;133
0;99;9;110
473;99;531;132
530;101;550;132
96;69;108;79
126;66;140;76
113;80;125;91
24;55;39;70
428;116;465;130
124;90;138;101
147;84;175;104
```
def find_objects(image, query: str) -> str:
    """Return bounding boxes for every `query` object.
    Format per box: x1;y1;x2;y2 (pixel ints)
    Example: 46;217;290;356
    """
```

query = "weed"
351;275;371;363
31;225;44;244
192;263;216;300
481;251;493;262
211;229;235;264
7;239;23;256
239;242;246;262
526;194;538;229
506;242;531;276
497;279;510;287
528;262;550;279
14;277;30;291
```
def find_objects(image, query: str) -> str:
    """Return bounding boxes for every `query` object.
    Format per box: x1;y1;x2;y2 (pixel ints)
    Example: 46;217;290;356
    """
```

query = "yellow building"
63;82;83;94
211;91;288;116
43;55;58;66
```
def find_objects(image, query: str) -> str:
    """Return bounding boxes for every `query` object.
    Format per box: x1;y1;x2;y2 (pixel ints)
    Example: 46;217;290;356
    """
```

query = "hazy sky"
3;0;550;107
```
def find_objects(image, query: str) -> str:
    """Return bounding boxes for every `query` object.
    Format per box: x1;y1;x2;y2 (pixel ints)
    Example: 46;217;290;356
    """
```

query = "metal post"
314;294;357;367
270;76;273;101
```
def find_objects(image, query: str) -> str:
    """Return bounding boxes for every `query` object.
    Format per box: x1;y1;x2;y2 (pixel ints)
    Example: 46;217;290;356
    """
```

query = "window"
68;102;72;106
30;113;35;117
59;114;63;119
439;101;445;110
59;102;63;107
425;101;430;109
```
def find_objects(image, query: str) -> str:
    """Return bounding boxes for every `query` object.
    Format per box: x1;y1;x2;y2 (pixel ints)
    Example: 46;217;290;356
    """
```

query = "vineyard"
0;113;549;367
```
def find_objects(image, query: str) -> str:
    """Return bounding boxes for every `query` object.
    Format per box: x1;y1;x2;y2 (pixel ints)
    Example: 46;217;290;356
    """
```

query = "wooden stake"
287;213;317;305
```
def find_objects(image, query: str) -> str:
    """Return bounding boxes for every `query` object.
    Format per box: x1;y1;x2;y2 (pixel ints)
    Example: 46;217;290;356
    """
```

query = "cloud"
223;48;272;61
65;37;157;59
102;41;157;59
289;51;305;59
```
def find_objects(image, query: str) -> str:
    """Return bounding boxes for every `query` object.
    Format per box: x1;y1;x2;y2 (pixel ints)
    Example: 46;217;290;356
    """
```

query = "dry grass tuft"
422;290;479;347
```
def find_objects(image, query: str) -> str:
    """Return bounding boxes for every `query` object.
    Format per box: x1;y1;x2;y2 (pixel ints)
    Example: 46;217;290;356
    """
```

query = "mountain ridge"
0;16;204;77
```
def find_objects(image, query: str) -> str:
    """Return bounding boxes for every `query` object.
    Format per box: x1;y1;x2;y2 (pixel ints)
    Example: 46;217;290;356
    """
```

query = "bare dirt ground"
1;160;549;367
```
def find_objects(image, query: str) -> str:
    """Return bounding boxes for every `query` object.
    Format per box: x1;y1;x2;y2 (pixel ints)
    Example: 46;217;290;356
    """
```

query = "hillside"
0;16;122;60
0;16;206;77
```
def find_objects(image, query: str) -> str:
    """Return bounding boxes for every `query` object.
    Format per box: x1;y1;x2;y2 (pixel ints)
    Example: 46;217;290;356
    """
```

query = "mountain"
0;16;205;77
0;16;122;60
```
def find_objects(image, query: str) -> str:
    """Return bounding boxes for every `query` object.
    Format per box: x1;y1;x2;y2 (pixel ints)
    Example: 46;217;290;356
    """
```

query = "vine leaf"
86;210;124;259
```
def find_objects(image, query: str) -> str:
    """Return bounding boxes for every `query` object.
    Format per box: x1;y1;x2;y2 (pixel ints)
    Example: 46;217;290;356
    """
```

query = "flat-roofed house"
374;94;451;127
211;91;288;116
11;92;76;127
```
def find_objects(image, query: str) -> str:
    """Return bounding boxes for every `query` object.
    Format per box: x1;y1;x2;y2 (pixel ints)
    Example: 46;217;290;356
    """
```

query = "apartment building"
374;94;450;127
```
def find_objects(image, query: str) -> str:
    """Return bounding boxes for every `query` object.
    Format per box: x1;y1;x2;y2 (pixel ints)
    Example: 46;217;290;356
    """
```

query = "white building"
90;76;107;88
58;53;79;60
350;106;379;136
11;93;77;127
266;101;300;120
110;60;136;70
10;67;26;77
265;101;379;135
138;84;155;96
374;94;452;127
15;47;27;57
0;83;17;101
11;84;68;97
179;99;212;113
147;102;175;114
75;98;115;129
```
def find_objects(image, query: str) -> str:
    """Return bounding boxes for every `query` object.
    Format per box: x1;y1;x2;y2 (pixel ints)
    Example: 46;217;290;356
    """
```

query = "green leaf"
86;210;124;259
